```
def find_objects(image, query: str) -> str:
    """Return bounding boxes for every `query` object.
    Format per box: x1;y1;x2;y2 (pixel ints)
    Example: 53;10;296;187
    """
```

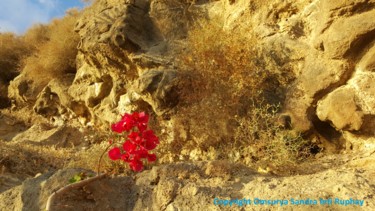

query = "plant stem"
97;139;117;175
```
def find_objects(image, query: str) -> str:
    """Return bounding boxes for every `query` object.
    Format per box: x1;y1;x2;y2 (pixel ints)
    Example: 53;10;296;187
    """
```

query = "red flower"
111;121;125;133
147;153;157;162
121;153;130;162
136;112;149;131
129;159;144;172
108;147;122;160
123;141;136;152
137;112;149;124
142;130;159;150
134;149;149;159
111;113;135;133
121;114;135;130
108;111;158;172
128;132;142;144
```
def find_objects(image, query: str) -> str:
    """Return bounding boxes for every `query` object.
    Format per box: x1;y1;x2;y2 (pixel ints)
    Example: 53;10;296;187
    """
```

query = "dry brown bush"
22;10;80;91
23;24;50;50
0;33;32;82
0;33;33;107
234;102;316;168
163;21;316;169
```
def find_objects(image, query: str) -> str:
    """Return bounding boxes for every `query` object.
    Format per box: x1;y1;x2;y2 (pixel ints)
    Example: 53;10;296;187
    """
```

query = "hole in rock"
311;115;341;141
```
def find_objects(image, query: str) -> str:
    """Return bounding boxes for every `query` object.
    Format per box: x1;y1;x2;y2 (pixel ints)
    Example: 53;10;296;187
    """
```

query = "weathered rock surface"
8;73;35;105
317;71;375;133
11;124;83;147
69;0;375;140
317;87;363;131
3;0;375;139
33;75;75;117
1;158;375;211
273;0;375;138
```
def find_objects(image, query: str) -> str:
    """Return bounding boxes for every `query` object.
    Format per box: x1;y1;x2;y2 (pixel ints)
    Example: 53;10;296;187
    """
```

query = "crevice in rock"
306;103;343;151
349;2;375;15
330;2;375;17
0;96;10;109
303;60;356;137
344;29;375;60
357;115;375;135
311;114;341;141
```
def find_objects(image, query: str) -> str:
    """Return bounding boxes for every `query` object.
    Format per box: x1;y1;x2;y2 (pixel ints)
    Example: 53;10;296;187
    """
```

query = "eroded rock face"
66;0;183;127
273;0;375;138
304;0;375;135
317;71;375;134
11;123;83;147
8;74;36;105
5;0;375;147
134;69;181;115
33;75;75;117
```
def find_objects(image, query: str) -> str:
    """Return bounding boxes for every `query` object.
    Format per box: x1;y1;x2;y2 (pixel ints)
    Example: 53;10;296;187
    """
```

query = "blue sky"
0;0;90;34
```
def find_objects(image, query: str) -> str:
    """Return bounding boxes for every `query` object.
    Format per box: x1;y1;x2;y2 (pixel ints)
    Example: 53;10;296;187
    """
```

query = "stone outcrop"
4;0;375;151
277;0;375;138
1;160;375;210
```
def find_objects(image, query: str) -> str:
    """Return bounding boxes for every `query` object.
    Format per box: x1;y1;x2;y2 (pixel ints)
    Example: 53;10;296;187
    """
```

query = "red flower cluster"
108;112;159;172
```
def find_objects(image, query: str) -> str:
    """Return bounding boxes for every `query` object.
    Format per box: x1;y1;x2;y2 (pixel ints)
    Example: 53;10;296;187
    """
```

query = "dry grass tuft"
0;141;72;177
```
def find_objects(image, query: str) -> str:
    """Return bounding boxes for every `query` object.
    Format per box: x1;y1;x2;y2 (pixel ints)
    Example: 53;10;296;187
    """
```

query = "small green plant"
68;172;93;183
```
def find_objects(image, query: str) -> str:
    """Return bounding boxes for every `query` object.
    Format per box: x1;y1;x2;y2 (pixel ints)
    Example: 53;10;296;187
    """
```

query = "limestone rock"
33;75;75;117
349;72;375;115
133;69;181;115
75;0;161;53
320;9;375;59
317;87;363;131
279;0;375;137
300;55;351;97
358;44;375;72
1;161;375;210
308;0;375;50
60;0;202;130
0;169;94;211
8;74;36;105
11;124;83;147
317;70;375;133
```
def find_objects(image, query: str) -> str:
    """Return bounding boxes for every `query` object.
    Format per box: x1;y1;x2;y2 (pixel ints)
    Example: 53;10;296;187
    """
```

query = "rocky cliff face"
9;0;375;143
1;0;375;210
